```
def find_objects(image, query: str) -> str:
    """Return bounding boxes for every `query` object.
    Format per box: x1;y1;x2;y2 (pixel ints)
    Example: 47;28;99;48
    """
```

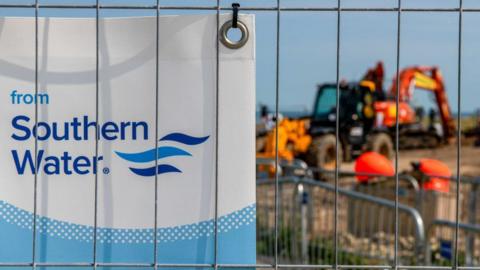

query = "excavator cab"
309;82;378;161
311;83;375;129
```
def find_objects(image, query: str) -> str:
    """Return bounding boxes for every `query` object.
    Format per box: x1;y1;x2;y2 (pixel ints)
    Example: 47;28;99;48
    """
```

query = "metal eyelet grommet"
219;19;249;49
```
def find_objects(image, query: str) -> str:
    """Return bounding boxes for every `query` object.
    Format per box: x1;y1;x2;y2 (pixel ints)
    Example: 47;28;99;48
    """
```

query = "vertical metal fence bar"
454;0;463;268
394;0;402;268
93;0;100;268
334;0;341;268
154;0;160;268
274;0;281;269
214;0;220;269
32;0;39;268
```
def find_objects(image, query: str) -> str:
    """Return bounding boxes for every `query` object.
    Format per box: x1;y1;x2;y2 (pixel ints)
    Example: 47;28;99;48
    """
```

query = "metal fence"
256;176;426;266
0;0;476;269
256;165;480;267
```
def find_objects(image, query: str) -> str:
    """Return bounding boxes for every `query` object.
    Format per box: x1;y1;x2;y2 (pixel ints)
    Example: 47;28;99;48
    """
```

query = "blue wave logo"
114;132;209;177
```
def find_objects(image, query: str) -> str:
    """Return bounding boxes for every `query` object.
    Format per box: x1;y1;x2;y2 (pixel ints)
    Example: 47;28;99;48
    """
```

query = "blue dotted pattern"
0;201;256;244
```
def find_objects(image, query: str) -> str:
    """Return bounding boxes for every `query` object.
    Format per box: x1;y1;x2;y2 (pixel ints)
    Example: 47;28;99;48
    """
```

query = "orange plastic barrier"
418;159;451;193
354;152;395;183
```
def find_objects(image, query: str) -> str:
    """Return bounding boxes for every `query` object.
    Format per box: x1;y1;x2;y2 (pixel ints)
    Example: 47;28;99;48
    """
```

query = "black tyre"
366;132;394;160
306;134;342;180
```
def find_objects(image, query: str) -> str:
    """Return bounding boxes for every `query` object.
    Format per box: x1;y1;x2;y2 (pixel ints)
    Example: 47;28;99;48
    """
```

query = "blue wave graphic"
160;133;209;145
115;133;209;177
130;164;181;177
115;146;191;163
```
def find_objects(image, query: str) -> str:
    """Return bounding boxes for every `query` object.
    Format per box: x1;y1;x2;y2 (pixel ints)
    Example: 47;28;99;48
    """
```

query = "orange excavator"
374;63;455;140
257;62;455;173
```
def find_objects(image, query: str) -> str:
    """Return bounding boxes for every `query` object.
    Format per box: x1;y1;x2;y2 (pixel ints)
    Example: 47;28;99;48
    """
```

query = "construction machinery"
257;62;456;173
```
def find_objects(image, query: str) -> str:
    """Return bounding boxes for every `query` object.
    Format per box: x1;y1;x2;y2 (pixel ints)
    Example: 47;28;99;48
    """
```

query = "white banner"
0;14;255;264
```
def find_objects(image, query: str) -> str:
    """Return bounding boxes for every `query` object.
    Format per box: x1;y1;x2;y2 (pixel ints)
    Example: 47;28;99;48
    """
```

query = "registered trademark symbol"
103;167;110;174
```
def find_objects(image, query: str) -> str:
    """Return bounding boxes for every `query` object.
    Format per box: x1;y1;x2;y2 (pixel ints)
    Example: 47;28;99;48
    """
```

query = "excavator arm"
390;66;456;139
362;61;386;99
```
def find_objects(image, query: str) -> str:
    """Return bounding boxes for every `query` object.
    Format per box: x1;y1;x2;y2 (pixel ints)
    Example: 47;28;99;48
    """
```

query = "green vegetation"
257;225;467;266
257;225;382;265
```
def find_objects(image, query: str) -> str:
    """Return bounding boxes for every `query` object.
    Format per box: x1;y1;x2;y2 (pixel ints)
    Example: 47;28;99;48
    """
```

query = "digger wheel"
366;132;394;160
306;134;342;180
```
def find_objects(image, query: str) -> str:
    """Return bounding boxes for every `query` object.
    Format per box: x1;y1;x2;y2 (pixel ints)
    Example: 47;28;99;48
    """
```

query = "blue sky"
1;0;479;114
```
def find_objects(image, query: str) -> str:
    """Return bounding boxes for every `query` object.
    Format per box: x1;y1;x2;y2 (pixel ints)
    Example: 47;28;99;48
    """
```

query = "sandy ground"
340;140;480;177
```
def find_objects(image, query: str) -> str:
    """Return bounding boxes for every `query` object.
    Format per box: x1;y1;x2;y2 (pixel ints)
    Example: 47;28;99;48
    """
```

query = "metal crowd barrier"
256;176;425;265
256;159;480;266
426;220;480;266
